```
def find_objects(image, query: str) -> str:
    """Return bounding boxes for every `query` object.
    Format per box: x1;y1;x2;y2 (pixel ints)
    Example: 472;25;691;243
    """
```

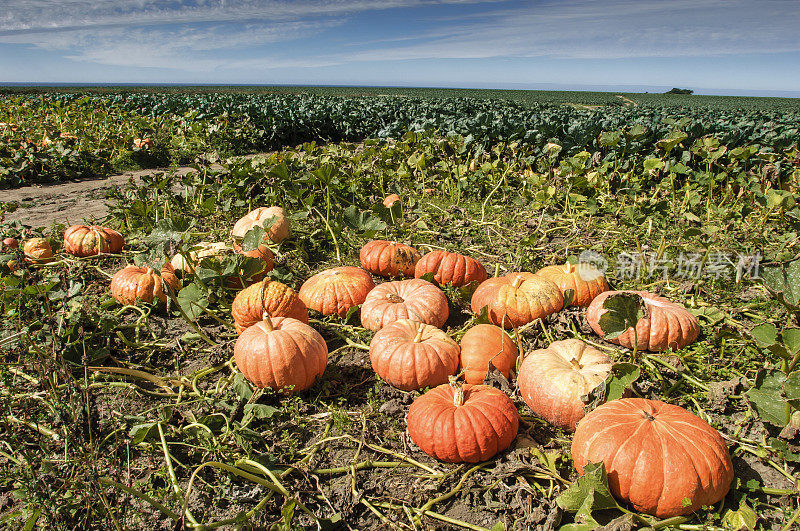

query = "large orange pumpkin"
63;225;124;257
535;261;609;307
517;339;612;431
234;316;328;394
470;273;563;328
231;206;290;244
359;240;421;278
231;279;309;334
298;266;375;317
407;381;519;463
22;238;54;263
360;278;448;331
370;319;459;390
572;398;734;517
414;250;488;287
459;324;518;384
586;291;700;351
110;263;181;305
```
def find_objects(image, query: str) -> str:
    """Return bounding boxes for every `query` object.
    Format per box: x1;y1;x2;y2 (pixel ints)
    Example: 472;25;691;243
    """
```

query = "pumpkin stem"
510;275;525;288
565;261;573;273
570;358;582;370
642;411;656;421
262;311;274;331
387;293;404;303
449;375;465;407
413;326;425;343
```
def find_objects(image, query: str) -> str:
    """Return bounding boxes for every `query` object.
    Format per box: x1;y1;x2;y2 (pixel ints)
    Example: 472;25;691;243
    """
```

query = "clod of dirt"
378;398;405;417
706;377;745;413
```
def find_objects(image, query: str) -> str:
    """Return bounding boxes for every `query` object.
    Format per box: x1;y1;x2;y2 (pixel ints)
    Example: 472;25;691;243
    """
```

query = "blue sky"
1;0;799;95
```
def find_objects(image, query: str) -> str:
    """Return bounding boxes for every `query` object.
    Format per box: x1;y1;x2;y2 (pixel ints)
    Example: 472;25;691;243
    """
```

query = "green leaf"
643;158;664;171
343;205;387;236
129;422;157;444
177;282;210;320
597;292;646;341
745;369;789;426
556;461;618;515
781;328;800;356
689;306;725;326
419;271;437;284
240;224;266;251
750;323;778;347
244;403;279;420
784;371;800;409
232;373;253;400
761;259;800;308
605;362;640;401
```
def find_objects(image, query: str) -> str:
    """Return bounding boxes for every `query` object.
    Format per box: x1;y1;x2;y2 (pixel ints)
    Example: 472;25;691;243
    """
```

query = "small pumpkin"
470;273;563;328
231;279;309;334
22;238;54;263
63;225;124;257
586;291;700;351
535;261;609;307
359;240;421;278
299;266;375;317
517;339;612;431
132;138;153;149
234;316;328;394
2;237;18;249
110;263;181;305
407;380;519;463
232;206;290;244
360;278;448;331
370;319;460;390
383;194;401;208
414;250;487;287
572;398;734;517
459;324;518;384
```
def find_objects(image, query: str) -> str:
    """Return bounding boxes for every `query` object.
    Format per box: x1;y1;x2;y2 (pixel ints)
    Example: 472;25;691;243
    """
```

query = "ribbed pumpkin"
231;206;290;244
470;273;563;328
586;291;700;351
370;319;459;390
360;279;448;331
298;266;375;317
383;194;401;208
407;380;519;463
459;324;518;384
518;339;612;431
170;241;273;288
23;238;54;263
231;279;309;334
110;263;181;305
63;225;124;257
535;261;609;307
414;250;488;287
572;398;734;517
234;316;328;394
359;240;421;278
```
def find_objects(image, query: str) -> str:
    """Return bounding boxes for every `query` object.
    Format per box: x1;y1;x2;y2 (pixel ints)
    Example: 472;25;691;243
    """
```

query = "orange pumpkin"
231;279;309;334
231;239;275;262
2;237;18;249
586;291;700;351
370;319;459;390
132;138;153;149
407;381;519;463
63;225;124;257
572;398;734;517
359;240;421;278
360;278;448;331
383;194;401;208
517;339;612;431
414;250;487;287
459;324;518;384
470;273;563;328
110;263;181;305
232;206;290;244
298;266;375;317
234;316;328;394
535;261;609;307
22;238;54;263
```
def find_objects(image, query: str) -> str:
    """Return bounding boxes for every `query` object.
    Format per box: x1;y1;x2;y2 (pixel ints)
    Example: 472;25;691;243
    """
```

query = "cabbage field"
0;89;799;529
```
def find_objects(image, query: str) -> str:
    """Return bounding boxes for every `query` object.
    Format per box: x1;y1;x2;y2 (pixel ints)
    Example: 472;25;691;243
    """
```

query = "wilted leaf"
605;363;640;401
556;461;618;515
597;293;646;341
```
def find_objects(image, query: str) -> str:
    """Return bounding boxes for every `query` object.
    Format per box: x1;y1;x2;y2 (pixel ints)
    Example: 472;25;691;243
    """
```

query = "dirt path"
616;95;638;106
2;153;270;228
